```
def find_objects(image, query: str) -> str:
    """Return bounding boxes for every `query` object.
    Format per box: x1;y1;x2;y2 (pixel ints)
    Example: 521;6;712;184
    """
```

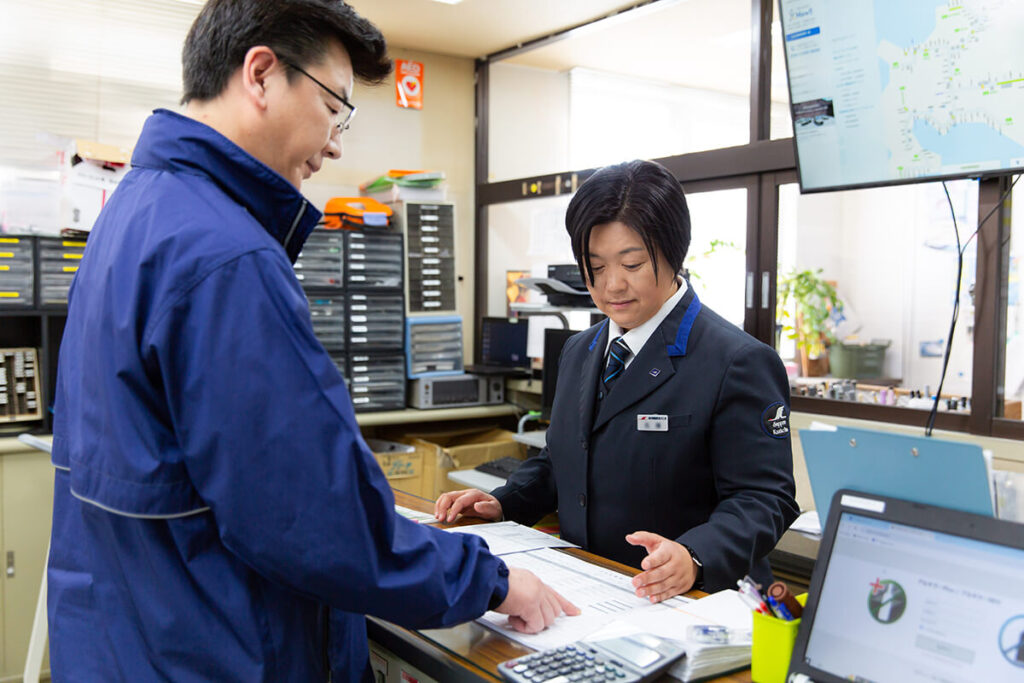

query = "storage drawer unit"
390;202;457;314
307;295;346;351
347;352;406;412
405;316;463;378
294;229;345;289
0;236;35;308
0;347;42;422
346;292;405;351
344;229;403;290
37;237;86;306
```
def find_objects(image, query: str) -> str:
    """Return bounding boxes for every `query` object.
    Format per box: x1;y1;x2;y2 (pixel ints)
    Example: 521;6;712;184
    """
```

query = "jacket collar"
130;109;322;262
586;289;702;433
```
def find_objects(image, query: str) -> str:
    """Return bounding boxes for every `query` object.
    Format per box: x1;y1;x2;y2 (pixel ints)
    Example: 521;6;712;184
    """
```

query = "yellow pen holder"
750;593;808;683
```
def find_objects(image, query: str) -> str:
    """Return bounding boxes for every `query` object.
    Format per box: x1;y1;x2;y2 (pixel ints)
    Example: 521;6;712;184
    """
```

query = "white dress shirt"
605;276;688;370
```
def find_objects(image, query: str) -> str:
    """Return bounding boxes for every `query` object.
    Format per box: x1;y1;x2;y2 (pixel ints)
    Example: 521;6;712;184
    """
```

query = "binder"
799;426;993;521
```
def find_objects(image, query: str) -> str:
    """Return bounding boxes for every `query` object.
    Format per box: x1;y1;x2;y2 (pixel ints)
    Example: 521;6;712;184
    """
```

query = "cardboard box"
367;438;425;498
59;139;131;233
382;426;527;500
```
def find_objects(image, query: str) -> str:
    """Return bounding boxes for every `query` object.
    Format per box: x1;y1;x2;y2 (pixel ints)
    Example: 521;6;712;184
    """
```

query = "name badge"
637;414;668;432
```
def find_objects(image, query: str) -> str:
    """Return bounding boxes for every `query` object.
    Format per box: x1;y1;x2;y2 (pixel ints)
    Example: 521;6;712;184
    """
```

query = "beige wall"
487;62;570;183
301;47;478;354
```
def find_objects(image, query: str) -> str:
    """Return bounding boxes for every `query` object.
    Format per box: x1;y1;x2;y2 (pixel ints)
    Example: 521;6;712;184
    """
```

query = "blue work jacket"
48;109;508;682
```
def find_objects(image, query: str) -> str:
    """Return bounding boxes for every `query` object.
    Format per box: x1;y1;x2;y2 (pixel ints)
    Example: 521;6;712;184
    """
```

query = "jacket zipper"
282;200;308;254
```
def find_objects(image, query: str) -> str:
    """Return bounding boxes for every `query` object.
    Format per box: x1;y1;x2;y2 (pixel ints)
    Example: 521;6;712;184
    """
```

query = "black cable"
957;173;1019;252
924;174;1020;435
925;182;962;437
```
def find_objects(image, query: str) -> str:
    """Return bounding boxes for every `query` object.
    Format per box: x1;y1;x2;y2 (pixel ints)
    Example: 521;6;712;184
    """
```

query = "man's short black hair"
565;159;691;286
182;0;392;104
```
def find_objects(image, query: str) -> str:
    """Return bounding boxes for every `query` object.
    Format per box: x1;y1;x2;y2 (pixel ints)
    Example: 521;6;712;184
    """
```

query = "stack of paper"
360;169;446;203
446;521;755;680
447;521;577;556
667;591;753;681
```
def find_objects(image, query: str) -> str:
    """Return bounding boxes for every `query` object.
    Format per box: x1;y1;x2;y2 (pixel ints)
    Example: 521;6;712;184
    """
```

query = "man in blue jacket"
48;2;575;681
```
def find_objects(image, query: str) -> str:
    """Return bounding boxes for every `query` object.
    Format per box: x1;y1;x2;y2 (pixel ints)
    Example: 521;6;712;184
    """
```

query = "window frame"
473;0;1019;439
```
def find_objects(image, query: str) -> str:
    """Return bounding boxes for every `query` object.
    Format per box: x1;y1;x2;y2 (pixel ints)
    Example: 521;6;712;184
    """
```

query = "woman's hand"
625;531;698;602
434;488;503;523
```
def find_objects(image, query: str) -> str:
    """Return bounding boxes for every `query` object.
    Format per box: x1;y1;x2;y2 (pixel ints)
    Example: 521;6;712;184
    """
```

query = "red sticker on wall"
395;59;424;110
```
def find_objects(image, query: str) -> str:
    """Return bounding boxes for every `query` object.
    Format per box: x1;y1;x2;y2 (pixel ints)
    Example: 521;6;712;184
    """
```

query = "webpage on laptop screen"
804;513;1024;681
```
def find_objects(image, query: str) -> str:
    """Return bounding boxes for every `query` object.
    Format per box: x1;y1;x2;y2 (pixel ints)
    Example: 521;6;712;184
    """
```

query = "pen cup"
750;593;807;683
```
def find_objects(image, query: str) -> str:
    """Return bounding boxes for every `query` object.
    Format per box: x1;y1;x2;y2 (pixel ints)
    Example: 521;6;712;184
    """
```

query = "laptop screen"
480;317;529;367
802;510;1024;681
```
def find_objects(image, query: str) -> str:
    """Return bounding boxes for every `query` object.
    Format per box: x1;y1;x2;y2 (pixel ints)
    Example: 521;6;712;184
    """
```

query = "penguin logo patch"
761;402;790;439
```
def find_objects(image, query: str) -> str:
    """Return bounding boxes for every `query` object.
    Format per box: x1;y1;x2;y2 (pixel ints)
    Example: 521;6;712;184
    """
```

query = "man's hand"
494;568;580;633
626;531;697;603
434;488;503;523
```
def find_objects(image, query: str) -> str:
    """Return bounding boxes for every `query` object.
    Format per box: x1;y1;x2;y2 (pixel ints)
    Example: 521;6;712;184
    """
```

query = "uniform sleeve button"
578;494;587;507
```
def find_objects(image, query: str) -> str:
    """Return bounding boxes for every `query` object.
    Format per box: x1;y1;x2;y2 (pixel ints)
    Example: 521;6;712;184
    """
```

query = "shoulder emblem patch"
761;402;790;439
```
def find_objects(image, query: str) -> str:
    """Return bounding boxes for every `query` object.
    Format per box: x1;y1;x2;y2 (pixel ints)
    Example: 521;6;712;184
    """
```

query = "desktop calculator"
498;634;686;683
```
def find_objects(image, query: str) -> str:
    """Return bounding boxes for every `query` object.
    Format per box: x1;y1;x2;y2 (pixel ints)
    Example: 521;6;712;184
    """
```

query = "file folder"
799;426;993;521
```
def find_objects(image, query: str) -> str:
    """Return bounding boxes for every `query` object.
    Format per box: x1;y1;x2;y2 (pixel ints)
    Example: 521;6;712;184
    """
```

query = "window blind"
0;0;200;170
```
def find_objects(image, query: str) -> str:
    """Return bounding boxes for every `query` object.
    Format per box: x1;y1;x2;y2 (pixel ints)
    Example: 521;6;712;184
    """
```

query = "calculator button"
546;677;570;683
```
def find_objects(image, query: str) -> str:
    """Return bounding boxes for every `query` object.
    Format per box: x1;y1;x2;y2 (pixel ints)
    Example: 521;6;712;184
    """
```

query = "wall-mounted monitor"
779;0;1024;193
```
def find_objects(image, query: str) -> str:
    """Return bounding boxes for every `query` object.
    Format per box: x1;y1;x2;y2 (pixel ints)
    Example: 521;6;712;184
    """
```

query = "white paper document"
476;548;696;651
790;510;822;538
448;521;578;556
394;504;438;524
579;591;754;682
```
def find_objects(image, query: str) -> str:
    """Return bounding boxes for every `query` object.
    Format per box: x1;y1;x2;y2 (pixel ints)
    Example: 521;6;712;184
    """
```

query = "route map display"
780;0;1024;191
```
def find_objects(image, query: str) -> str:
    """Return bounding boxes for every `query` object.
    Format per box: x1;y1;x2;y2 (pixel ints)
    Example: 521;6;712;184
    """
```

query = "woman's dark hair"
181;0;392;104
565;159;690;285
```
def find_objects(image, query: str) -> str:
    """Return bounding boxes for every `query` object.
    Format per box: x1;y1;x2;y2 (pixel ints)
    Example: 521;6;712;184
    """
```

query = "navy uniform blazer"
493;289;799;591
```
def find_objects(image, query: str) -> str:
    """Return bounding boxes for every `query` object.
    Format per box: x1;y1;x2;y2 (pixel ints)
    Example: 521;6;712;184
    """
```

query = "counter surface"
374;490;754;683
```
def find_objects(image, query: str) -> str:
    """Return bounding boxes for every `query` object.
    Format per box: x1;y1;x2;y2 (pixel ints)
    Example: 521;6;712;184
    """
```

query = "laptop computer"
465;317;531;377
787;488;1024;682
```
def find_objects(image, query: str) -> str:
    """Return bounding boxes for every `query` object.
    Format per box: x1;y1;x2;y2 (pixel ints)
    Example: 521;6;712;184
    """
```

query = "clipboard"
799;426;994;521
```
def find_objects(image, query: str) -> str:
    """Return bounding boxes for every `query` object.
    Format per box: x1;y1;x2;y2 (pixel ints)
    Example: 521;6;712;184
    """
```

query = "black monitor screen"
479;317;529;367
779;0;1024;192
541;328;576;420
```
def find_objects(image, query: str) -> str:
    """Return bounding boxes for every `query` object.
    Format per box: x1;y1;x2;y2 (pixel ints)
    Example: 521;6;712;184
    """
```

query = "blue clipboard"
799;426;993;521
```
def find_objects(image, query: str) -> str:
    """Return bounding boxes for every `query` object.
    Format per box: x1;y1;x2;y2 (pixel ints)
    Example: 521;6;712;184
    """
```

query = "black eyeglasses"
285;62;357;135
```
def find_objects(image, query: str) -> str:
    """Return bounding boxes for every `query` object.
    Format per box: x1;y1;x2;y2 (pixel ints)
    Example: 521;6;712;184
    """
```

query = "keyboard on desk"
474;456;524;479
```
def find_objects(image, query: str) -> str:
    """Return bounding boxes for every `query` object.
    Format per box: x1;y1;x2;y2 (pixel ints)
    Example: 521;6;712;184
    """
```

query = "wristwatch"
682;544;704;590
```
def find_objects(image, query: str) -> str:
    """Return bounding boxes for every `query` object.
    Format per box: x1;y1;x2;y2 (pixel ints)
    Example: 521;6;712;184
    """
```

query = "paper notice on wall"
395;59;424;110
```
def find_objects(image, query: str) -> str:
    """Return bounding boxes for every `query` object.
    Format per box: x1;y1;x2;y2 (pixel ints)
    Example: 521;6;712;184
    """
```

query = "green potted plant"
776;268;841;376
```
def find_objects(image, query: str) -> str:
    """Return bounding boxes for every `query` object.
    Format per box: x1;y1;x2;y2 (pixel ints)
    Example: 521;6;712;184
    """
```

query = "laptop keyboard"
474;456;523;479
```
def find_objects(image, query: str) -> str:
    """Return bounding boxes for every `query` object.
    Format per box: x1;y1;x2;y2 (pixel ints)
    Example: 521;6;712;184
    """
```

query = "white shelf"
355;403;519;427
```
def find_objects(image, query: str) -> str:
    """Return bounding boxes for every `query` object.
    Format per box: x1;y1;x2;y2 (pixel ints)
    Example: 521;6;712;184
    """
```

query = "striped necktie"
603;336;632;389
